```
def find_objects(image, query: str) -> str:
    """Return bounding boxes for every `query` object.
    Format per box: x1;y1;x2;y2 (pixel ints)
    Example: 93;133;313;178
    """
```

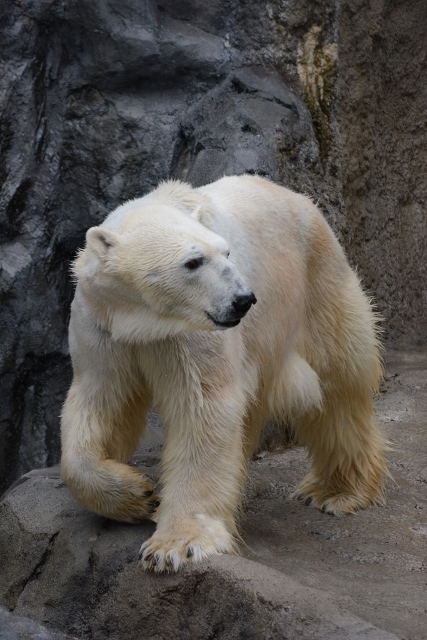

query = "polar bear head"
76;201;256;343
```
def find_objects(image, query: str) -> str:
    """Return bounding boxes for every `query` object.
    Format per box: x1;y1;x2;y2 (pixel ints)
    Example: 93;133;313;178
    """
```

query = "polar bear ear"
189;204;203;221
86;227;119;260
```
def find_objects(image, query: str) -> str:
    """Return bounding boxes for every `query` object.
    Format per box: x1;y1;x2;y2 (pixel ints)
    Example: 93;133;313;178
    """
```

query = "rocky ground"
0;348;426;640
243;349;427;639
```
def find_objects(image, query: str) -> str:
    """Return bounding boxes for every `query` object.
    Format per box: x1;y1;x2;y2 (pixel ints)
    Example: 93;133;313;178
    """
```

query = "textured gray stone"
0;473;400;640
0;606;76;640
336;0;427;345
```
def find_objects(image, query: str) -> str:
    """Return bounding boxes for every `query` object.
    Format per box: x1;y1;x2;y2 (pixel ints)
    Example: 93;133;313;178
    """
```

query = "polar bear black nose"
233;292;257;314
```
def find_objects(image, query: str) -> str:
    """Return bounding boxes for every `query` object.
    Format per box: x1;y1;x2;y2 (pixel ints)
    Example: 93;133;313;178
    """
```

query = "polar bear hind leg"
291;387;386;515
291;273;386;515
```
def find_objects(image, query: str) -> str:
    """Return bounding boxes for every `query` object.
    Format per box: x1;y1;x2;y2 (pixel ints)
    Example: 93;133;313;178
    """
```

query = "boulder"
0;468;398;640
1;350;426;640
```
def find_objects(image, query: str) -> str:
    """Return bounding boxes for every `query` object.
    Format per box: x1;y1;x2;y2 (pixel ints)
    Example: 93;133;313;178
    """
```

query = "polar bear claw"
139;515;235;573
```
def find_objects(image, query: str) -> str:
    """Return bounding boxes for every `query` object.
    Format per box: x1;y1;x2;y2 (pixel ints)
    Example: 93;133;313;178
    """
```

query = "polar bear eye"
185;258;204;270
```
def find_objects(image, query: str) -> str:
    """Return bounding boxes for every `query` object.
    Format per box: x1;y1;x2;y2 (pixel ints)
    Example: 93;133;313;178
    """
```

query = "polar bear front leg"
139;384;246;572
61;318;157;523
61;379;158;522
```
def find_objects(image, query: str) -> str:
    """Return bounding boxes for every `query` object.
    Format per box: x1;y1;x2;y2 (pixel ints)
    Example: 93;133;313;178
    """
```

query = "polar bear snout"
207;290;256;328
232;292;257;315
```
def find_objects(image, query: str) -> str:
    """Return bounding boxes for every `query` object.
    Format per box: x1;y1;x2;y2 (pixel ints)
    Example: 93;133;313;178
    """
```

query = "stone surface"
0;350;426;640
1;0;426;512
0;479;399;640
336;0;427;345
0;606;76;640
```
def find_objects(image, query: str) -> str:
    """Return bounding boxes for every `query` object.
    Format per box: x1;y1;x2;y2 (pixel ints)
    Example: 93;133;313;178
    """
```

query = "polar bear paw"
291;470;384;515
139;514;236;572
115;483;160;523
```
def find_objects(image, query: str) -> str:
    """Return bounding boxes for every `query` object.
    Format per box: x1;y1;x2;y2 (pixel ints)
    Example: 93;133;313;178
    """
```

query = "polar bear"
61;175;386;572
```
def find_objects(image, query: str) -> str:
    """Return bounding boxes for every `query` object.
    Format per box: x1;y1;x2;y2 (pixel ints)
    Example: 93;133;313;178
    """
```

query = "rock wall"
337;0;427;344
1;0;426;492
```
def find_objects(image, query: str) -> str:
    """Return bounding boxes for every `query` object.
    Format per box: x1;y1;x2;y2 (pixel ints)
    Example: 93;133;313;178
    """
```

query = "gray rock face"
1;0;426;497
336;0;427;344
0;606;76;640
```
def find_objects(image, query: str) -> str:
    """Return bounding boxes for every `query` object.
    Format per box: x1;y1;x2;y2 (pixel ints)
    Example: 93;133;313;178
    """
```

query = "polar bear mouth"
206;312;241;328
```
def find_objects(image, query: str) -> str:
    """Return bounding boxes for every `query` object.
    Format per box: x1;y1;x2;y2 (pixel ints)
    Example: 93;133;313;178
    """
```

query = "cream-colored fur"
61;175;386;572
